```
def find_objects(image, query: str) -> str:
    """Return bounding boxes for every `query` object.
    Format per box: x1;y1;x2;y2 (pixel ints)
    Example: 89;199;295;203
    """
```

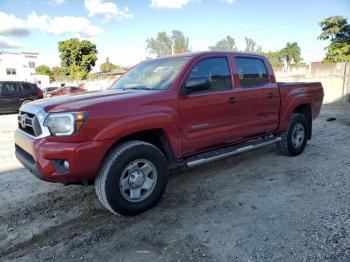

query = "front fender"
93;112;182;157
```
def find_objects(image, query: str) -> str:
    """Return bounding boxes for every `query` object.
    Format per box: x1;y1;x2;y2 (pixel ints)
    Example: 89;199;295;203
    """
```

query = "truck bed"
277;81;324;122
277;82;322;86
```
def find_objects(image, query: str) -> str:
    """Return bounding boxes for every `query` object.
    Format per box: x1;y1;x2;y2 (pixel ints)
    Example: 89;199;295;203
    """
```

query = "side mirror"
183;76;210;95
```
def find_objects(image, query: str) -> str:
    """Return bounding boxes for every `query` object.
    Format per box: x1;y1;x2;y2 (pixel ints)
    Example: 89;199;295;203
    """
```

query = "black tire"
95;141;168;216
277;113;309;156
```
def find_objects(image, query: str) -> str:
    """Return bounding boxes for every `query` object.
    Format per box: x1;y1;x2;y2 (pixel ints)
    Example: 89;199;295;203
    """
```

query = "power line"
251;27;319;41
244;25;318;39
229;15;326;35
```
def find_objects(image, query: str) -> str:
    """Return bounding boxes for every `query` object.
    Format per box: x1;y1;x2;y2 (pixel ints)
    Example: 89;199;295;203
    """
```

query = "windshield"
53;86;66;92
111;56;190;90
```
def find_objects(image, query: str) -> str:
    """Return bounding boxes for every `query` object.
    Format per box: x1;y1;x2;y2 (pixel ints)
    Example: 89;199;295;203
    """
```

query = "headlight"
44;112;88;136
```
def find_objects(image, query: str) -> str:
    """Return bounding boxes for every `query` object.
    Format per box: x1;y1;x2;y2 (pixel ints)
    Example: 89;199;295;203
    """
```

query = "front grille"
18;111;42;137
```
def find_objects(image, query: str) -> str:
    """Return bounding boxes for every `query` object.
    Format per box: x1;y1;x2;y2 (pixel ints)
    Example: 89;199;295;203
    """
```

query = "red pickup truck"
14;51;323;216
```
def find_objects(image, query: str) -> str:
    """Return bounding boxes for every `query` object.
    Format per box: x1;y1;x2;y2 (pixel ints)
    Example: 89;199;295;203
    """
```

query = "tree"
58;38;98;80
280;42;302;64
69;65;88;80
209;36;237;51
146;32;173;57
51;66;65;82
35;65;53;81
146;30;190;57
172;30;190;54
244;37;262;53
263;51;283;67
100;57;120;73
318;16;350;63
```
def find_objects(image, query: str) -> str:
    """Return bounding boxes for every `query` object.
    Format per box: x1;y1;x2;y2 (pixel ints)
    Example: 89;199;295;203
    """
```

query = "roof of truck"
159;50;265;59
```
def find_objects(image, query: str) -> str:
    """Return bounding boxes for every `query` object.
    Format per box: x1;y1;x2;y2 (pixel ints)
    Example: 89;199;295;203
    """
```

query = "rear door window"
0;82;21;95
22;83;31;90
235;57;269;88
22;82;35;92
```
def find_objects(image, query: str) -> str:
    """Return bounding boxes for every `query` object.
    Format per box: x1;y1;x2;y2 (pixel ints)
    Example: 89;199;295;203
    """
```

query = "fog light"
63;160;70;170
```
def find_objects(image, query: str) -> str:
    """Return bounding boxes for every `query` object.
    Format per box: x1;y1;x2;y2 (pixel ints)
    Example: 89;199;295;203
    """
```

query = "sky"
0;0;349;69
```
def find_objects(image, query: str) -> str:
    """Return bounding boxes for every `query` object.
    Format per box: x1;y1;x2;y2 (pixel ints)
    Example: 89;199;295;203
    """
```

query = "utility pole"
342;62;350;103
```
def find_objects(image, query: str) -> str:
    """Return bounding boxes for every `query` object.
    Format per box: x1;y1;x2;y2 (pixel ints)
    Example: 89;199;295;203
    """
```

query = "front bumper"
14;129;113;183
15;145;43;180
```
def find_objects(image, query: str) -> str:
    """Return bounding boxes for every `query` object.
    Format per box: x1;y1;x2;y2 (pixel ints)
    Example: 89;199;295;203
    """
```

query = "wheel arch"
104;128;176;165
292;103;312;140
278;98;312;140
20;99;33;105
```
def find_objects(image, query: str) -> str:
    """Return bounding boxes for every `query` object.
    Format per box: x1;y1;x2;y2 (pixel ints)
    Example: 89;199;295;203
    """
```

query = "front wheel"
95;141;168;216
277;113;309;156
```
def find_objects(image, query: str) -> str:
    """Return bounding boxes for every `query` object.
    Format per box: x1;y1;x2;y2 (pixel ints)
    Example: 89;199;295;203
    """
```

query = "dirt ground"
0;105;349;262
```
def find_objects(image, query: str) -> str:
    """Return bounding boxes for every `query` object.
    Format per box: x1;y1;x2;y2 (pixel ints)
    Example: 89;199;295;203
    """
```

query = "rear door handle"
267;93;274;99
228;97;237;104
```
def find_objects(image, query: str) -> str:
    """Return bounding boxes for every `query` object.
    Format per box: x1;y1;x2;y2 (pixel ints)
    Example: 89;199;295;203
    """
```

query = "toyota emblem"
20;114;27;128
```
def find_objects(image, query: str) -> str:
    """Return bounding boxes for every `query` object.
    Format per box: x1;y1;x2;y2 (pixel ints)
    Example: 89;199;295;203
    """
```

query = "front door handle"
267;93;274;99
228;97;237;104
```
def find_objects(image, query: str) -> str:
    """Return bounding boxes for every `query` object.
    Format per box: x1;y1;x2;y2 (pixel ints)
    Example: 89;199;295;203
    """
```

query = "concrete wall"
51;63;350;105
51;78;118;91
274;63;350;104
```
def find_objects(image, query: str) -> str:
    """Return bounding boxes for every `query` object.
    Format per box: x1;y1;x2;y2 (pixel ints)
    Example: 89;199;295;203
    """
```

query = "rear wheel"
95;141;168;216
277;113;309;156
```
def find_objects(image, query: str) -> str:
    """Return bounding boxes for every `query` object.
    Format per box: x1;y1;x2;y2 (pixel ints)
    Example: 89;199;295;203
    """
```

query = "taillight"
38;89;43;97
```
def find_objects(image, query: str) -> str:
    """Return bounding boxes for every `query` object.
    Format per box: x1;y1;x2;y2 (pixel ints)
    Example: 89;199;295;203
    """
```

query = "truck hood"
29;89;152;113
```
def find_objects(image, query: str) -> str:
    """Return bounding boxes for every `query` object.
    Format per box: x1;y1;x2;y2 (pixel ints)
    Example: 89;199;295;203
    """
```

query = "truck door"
232;56;280;137
0;82;22;112
0;82;3;113
178;56;240;155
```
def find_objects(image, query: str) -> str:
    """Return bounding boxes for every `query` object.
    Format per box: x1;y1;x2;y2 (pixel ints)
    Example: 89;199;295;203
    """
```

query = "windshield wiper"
122;87;155;91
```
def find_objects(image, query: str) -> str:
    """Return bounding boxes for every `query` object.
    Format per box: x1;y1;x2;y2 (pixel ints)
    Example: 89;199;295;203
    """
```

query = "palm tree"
280;42;302;64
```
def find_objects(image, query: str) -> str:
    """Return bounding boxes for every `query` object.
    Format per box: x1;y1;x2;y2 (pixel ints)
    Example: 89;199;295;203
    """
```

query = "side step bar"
185;136;282;167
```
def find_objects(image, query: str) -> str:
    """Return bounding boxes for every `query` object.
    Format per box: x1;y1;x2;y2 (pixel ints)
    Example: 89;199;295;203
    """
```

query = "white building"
0;51;50;87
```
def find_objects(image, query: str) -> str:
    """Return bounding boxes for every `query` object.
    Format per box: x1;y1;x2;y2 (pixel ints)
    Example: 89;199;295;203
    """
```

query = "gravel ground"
0;105;349;262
